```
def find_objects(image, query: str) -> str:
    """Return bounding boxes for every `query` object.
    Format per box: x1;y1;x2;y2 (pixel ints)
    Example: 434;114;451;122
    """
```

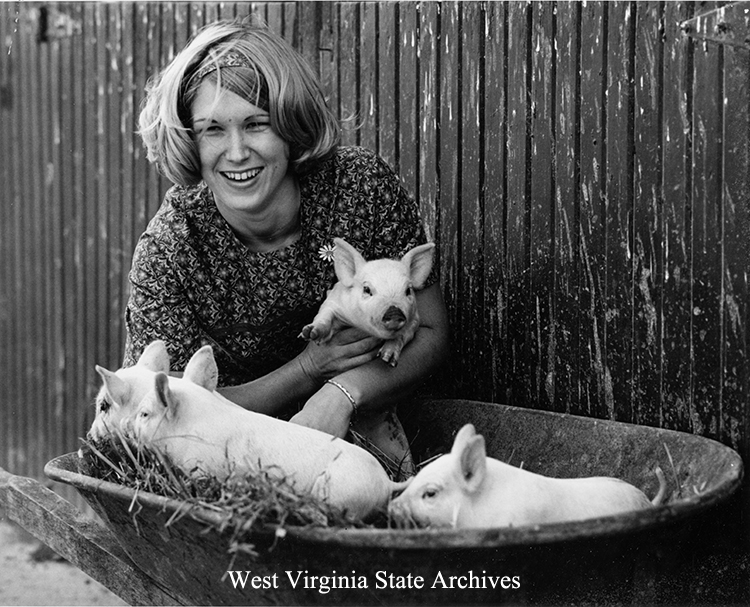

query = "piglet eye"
422;488;438;500
98;399;111;413
363;285;372;296
406;286;413;296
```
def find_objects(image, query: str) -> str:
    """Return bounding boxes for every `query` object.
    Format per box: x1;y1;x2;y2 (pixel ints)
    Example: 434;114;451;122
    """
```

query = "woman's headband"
190;50;254;85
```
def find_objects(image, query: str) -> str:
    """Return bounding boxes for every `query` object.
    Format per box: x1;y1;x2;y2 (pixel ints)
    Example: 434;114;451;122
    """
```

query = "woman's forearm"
218;356;320;415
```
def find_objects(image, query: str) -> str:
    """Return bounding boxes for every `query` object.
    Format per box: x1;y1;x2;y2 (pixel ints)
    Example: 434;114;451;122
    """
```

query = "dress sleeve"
123;215;204;370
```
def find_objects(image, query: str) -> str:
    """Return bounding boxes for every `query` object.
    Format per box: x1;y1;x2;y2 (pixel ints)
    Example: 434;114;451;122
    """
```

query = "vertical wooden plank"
0;1;10;468
145;2;165;224
553;0;581;413
264;3;285;37
721;28;750;457
358;2;378;151
505;1;531;407
57;2;78;457
35;3;62;469
106;2;124;373
483;0;508;403
118;2;136;365
417;0;439;241
437;1;460;397
338;2;359;147
632;1;664;429
18;3;37;471
73;1;89;444
282;2;297;45
377;2;397;166
457;2;485;398
660;1;693;434
7;0;23;472
577;1;607;419
46;2;67;467
294;2;319;84
604;1;636;424
318;2;337;139
397;1;418;196
529;1;556;409
81;3;100;428
691;1;724;442
93;3;110;376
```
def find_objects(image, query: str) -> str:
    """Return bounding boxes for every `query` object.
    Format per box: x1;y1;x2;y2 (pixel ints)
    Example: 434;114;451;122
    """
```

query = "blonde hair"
138;18;340;186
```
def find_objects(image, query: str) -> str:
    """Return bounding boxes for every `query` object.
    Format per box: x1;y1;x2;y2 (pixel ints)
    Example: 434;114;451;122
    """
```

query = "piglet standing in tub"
388;424;667;529
129;345;408;520
300;237;435;367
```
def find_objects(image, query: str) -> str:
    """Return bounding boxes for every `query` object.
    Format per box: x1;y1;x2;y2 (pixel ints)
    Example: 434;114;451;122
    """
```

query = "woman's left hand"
289;381;354;438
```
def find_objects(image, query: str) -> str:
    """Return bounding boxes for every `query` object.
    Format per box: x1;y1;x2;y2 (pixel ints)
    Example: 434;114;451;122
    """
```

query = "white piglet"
388;424;667;529
130;345;408;520
300;238;435;366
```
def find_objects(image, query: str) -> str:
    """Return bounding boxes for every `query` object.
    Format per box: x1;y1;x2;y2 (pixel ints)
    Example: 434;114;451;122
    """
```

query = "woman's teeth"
223;168;261;182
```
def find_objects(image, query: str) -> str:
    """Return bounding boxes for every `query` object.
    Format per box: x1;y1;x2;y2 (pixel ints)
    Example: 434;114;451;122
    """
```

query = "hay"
78;434;379;559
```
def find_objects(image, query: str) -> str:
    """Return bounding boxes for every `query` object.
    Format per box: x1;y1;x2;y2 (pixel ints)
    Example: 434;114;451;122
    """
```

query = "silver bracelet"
325;379;358;416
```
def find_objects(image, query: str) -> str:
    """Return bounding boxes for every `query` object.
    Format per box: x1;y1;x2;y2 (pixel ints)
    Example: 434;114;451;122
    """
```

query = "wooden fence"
1;0;748;509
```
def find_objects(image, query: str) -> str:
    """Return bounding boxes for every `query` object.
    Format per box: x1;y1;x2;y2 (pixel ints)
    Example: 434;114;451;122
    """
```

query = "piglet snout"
382;306;407;331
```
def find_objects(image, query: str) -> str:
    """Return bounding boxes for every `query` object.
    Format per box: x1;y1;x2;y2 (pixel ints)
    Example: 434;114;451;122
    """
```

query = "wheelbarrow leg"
0;466;180;606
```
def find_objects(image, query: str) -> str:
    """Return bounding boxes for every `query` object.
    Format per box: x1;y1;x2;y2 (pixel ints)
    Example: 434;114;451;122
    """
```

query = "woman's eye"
246;120;269;131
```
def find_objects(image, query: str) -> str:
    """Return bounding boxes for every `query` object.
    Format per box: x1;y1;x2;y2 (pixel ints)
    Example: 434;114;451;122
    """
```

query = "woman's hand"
289;381;355;438
297;327;382;384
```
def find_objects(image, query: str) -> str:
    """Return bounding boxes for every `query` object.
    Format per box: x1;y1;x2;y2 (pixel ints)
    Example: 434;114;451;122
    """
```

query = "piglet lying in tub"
300;238;435;366
129;345;408;520
87;340;239;442
388;424;667;529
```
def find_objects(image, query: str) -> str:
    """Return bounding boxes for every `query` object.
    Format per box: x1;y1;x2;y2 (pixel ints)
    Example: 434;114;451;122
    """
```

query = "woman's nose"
225;129;250;161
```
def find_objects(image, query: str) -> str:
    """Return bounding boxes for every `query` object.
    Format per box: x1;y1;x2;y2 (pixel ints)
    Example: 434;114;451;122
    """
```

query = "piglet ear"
95;366;126;409
333;238;367;287
401;243;435;290
452;424;487;494
154;372;177;417
183;345;219;392
136;340;171;373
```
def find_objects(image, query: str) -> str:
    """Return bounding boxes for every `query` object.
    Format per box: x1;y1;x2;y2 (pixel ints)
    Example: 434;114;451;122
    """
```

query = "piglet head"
333;238;435;339
131;345;219;441
388;424;487;528
88;340;170;441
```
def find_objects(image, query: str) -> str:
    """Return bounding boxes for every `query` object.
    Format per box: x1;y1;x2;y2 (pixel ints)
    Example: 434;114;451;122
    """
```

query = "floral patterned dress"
124;146;436;394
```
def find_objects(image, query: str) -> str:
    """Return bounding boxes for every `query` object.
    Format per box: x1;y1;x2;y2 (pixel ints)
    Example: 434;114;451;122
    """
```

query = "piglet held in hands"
300;238;435;366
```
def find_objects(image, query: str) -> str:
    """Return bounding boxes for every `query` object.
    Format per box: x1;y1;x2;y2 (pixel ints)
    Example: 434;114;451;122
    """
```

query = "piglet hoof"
378;346;401;367
299;324;316;341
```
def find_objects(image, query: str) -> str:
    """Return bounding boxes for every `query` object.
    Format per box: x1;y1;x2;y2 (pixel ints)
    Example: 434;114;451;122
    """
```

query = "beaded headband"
191;50;254;84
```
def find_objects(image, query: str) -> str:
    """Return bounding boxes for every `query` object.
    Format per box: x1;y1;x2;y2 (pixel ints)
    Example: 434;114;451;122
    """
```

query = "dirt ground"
0;515;126;607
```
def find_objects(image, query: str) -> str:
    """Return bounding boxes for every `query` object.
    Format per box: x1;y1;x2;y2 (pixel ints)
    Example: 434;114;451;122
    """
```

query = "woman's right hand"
297;327;382;384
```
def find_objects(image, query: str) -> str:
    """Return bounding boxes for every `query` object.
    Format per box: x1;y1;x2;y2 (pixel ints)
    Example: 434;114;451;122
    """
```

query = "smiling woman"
123;16;450;479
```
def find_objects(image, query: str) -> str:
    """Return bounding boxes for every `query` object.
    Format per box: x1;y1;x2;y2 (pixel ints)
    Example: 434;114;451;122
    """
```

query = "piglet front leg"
299;303;338;344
